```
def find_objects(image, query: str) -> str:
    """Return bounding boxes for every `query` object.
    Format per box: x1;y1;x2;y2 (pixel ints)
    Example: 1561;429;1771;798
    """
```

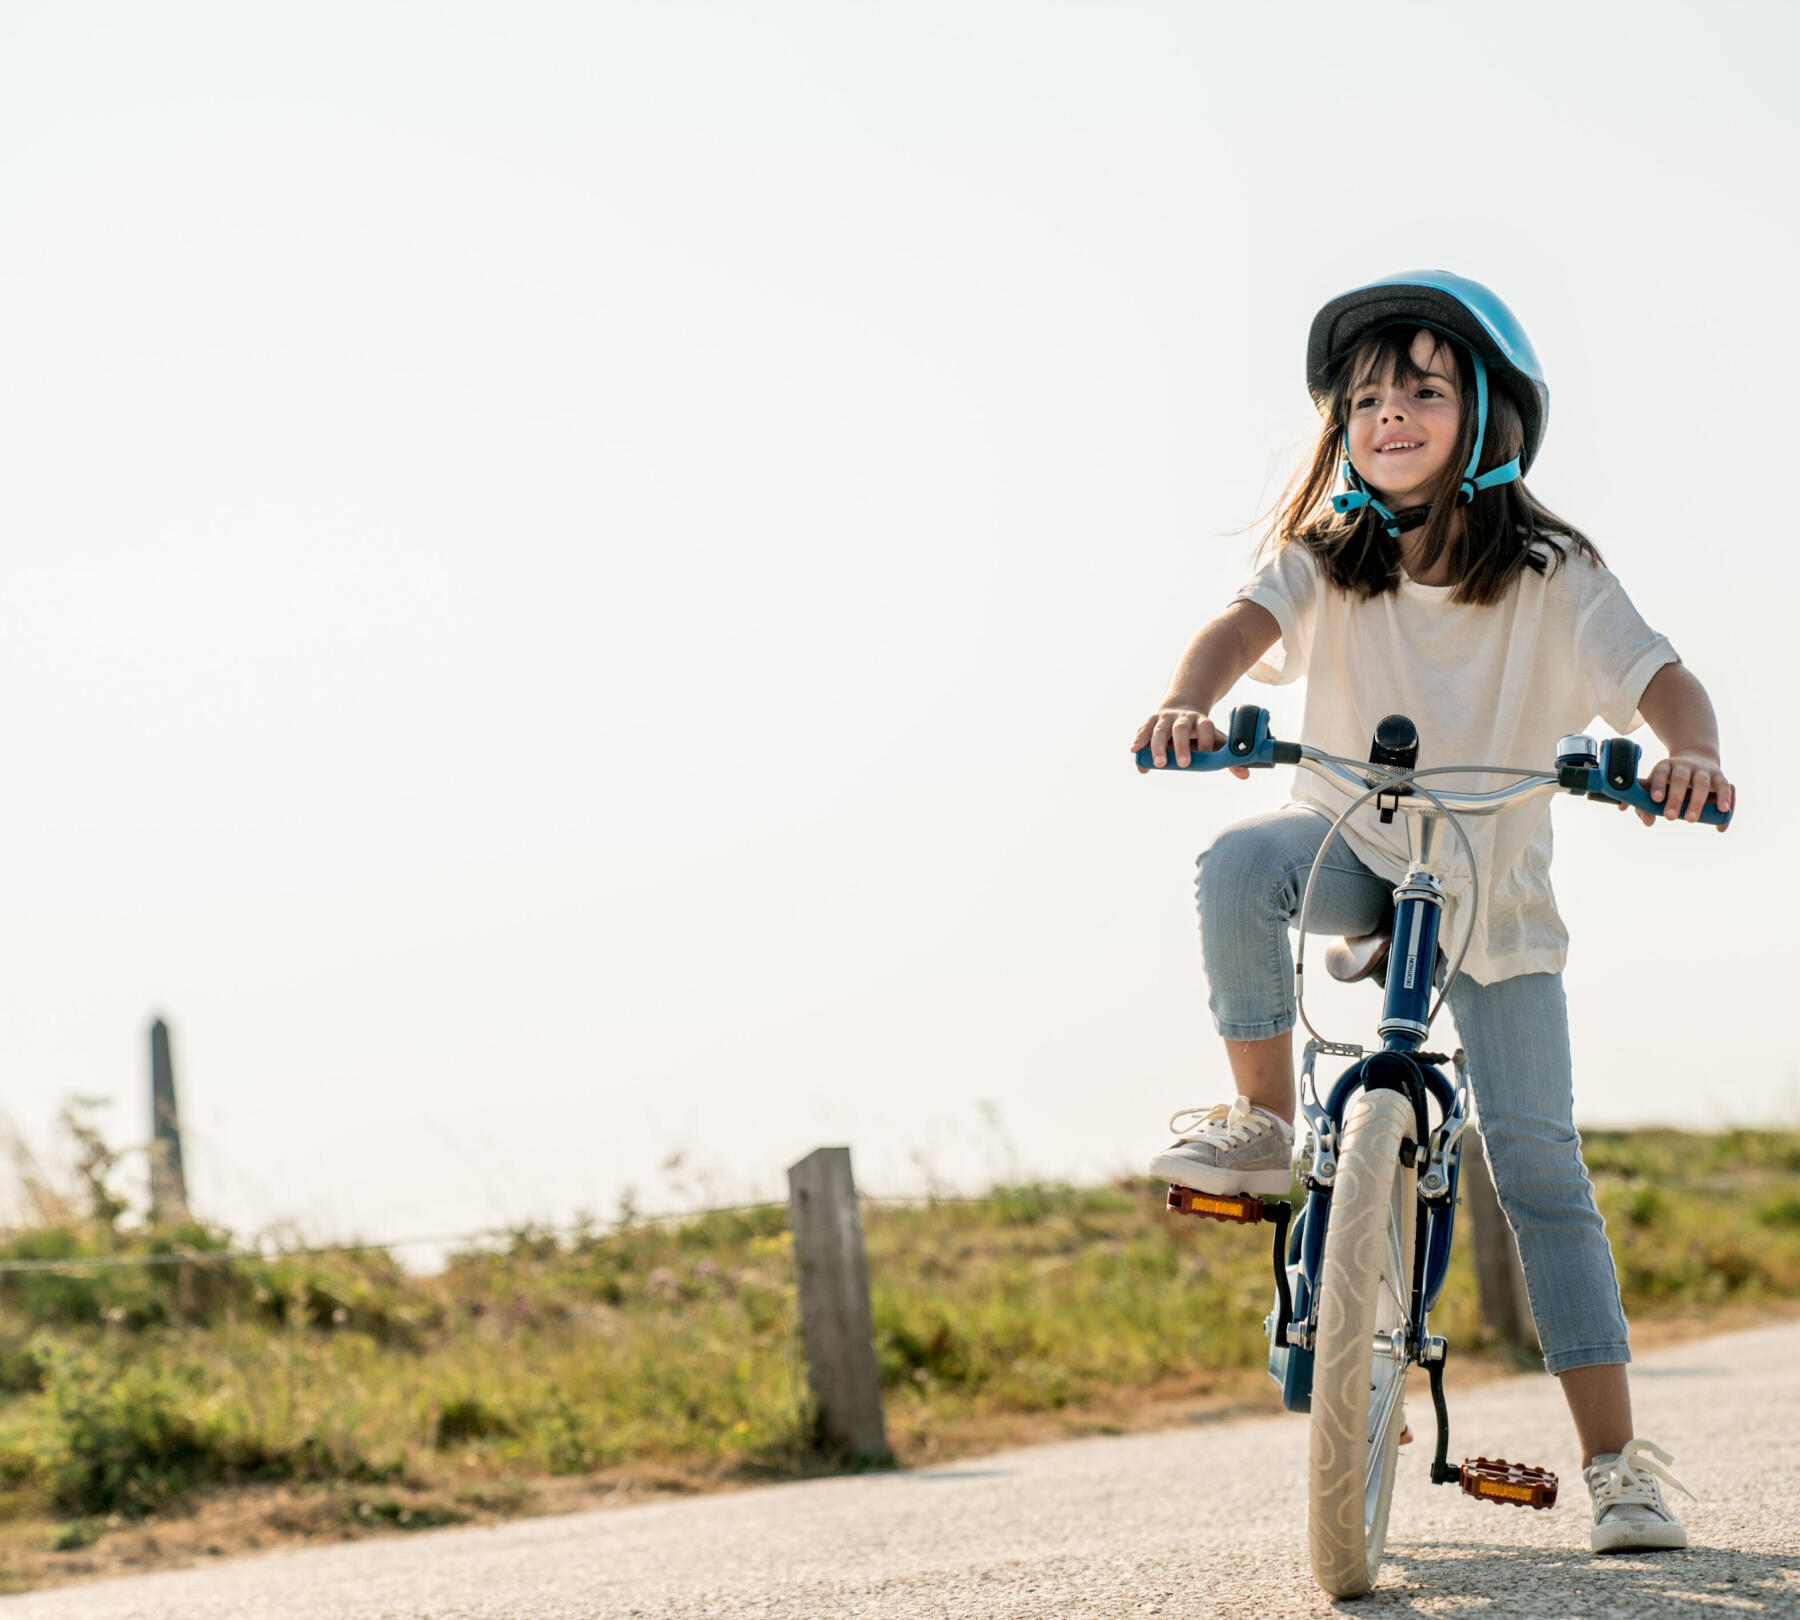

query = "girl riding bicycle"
1132;271;1734;1555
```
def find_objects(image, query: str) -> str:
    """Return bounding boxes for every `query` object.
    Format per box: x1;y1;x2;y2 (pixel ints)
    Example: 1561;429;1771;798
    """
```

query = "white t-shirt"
1233;542;1677;984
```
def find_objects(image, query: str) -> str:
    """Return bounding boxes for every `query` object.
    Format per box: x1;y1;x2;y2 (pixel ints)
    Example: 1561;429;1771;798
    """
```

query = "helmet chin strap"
1330;350;1524;539
1330;463;1404;537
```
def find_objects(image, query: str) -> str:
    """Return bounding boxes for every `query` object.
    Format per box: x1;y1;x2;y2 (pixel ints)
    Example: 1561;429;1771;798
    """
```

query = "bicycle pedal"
1166;1186;1266;1224
1458;1457;1558;1509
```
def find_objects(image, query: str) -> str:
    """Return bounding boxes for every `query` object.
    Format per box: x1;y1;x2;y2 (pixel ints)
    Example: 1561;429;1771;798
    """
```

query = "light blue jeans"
1196;805;1630;1376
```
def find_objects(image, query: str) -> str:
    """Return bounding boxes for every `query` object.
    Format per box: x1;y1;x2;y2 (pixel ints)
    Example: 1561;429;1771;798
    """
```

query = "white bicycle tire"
1307;1085;1419;1598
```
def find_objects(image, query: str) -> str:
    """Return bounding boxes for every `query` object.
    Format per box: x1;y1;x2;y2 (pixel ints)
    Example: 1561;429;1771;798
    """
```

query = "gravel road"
7;1320;1798;1619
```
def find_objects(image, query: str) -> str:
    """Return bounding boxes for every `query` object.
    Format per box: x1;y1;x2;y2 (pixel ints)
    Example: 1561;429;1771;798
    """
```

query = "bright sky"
0;2;1794;1247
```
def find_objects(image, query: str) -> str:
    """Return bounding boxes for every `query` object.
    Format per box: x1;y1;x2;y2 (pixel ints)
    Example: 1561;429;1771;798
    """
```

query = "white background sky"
0;2;1794;1249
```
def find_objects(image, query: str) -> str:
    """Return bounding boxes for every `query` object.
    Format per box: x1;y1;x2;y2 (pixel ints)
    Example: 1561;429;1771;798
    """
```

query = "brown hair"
1264;325;1601;605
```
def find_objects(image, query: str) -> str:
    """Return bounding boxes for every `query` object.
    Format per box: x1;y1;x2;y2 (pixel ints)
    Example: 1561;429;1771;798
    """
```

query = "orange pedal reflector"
1166;1186;1265;1224
1458;1457;1558;1510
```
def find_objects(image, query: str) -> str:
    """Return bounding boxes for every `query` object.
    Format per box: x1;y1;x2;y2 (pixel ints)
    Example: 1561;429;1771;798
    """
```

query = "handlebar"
1135;707;1733;829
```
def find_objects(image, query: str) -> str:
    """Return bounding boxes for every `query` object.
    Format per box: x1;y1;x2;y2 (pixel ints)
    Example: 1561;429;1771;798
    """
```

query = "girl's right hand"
1131;710;1251;777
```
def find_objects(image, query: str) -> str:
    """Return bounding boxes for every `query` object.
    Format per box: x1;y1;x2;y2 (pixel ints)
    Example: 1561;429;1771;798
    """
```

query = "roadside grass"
0;1127;1794;1589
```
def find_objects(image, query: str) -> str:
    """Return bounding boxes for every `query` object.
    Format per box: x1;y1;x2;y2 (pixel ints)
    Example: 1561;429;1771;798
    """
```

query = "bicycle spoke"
1365;1362;1405;1485
1382;1215;1411;1325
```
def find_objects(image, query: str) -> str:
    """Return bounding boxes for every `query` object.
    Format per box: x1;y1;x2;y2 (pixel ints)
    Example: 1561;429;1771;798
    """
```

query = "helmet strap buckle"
1333;450;1404;538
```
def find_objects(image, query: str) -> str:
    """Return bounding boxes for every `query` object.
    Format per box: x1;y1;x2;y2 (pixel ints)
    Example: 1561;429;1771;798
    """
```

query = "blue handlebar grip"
1136;744;1236;771
1136;739;1297;771
1618;780;1733;828
1581;768;1732;827
1137;705;1288;771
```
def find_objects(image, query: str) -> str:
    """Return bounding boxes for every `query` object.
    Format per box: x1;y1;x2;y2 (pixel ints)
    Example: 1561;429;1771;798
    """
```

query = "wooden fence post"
149;1016;191;1224
786;1147;890;1461
1461;1125;1537;1352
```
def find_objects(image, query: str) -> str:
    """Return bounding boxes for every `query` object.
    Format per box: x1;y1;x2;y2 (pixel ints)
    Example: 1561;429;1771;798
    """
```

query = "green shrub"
34;1342;402;1517
529;1390;597;1475
250;1257;437;1349
51;1519;102;1551
876;1302;976;1389
433;1397;514;1450
41;1351;236;1517
1757;1192;1800;1229
1625;1186;1665;1229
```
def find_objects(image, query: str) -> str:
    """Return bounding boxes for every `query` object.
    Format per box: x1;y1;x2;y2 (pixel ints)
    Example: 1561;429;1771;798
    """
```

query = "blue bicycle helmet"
1306;271;1549;536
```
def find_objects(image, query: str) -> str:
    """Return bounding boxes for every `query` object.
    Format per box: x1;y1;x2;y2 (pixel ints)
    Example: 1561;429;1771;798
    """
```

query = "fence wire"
0;1186;1153;1276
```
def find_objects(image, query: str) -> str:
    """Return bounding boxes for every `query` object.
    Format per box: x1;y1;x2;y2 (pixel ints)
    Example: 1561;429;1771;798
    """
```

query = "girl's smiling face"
1344;328;1464;507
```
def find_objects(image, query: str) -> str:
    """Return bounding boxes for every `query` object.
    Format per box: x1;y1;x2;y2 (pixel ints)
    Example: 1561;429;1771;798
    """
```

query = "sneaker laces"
1168;1095;1282;1145
1587;1438;1695;1515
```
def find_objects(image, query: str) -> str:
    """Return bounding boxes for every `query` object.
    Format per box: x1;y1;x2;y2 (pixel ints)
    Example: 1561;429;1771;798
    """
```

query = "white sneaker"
1585;1437;1693;1553
1148;1095;1294;1196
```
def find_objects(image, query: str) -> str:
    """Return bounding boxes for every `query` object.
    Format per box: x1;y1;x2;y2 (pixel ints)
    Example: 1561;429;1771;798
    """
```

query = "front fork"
1273;1041;1471;1402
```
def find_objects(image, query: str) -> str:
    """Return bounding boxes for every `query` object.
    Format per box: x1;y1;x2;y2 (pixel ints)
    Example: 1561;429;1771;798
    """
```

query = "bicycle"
1138;705;1731;1598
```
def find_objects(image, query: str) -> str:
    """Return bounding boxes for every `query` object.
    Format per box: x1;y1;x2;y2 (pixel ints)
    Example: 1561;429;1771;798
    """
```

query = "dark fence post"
1462;1125;1536;1352
149;1016;191;1224
786;1147;890;1461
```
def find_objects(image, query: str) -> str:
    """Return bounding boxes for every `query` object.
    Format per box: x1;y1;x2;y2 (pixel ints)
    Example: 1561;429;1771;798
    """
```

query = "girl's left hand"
1633;751;1735;828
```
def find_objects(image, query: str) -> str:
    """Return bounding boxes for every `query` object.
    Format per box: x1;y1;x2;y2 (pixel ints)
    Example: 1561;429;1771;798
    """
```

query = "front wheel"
1307;1086;1419;1598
